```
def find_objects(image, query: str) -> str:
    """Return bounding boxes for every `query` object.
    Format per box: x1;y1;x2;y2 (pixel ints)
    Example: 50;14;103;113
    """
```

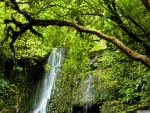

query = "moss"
101;101;126;113
0;99;5;111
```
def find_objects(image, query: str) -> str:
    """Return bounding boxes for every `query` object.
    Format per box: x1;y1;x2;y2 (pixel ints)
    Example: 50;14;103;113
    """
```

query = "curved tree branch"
2;0;150;68
3;17;150;68
32;19;150;68
102;0;150;56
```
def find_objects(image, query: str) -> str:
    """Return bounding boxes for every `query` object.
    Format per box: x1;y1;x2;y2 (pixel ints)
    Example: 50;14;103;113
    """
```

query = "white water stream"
83;74;93;113
33;48;64;113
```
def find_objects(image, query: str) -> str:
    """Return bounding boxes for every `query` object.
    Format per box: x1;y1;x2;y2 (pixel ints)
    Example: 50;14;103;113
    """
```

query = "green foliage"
101;101;124;113
1;0;150;112
91;48;150;112
15;66;23;72
0;79;9;95
0;72;9;97
43;63;50;70
0;99;5;111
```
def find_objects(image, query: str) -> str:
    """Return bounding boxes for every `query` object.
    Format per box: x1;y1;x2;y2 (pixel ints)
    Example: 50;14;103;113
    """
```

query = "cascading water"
32;48;64;113
83;74;93;113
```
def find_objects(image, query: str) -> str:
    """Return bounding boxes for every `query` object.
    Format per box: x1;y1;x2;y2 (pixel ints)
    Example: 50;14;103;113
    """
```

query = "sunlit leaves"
43;63;50;70
1;0;150;112
15;66;23;72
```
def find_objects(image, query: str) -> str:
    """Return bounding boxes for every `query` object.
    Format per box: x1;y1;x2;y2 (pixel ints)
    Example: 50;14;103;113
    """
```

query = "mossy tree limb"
2;0;150;69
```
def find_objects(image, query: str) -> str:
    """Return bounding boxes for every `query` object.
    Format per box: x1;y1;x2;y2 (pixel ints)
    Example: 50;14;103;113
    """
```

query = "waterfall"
83;74;93;113
33;48;64;113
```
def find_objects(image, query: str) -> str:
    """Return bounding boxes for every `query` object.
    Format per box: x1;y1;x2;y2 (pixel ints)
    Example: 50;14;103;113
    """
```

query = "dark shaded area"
3;56;45;84
72;104;100;113
0;51;50;112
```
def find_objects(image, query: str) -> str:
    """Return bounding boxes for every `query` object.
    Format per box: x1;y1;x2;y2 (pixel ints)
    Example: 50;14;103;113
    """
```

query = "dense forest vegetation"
1;0;150;113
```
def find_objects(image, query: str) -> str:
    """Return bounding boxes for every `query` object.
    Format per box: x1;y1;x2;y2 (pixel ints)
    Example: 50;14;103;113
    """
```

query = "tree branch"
26;19;150;68
3;0;150;68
